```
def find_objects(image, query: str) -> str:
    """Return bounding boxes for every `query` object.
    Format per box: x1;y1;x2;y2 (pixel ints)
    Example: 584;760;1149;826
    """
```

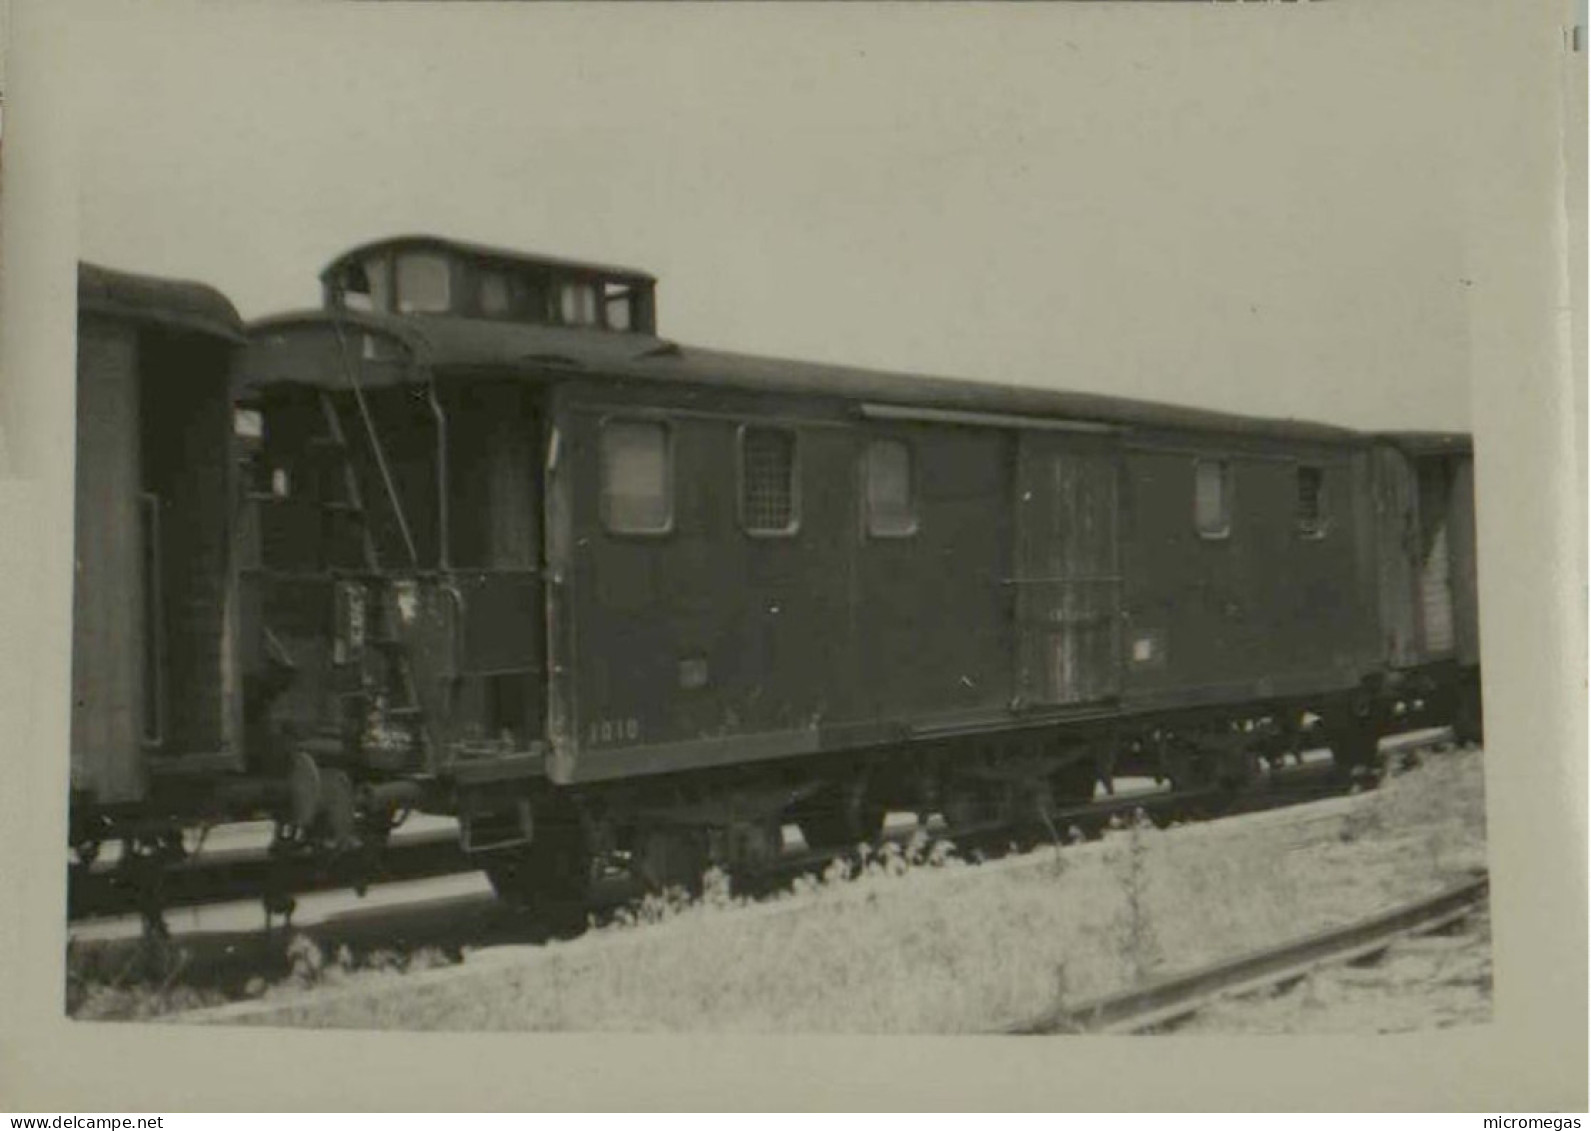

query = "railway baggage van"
65;240;1485;932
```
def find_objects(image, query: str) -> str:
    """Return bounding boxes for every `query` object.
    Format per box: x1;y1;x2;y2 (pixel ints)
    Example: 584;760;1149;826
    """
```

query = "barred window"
865;439;917;537
1296;466;1327;537
739;426;799;535
1194;458;1232;539
600;419;672;534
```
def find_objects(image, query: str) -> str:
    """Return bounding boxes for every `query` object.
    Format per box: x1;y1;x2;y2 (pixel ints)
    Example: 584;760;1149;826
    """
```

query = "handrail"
426;379;450;570
328;317;420;568
140;491;165;748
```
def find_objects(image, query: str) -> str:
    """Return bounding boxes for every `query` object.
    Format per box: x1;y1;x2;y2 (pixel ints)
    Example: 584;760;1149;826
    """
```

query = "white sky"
70;1;1529;432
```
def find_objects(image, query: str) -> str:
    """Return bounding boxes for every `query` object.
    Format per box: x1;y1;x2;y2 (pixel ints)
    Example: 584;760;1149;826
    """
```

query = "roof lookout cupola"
320;235;658;335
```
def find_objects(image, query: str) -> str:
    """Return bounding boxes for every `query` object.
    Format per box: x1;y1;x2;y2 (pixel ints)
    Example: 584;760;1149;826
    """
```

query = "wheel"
1158;739;1241;819
484;811;592;936
795;778;885;851
939;779;1010;855
1215;748;1260;792
1453;677;1484;747
1049;759;1098;810
1325;700;1385;781
1005;777;1062;850
484;858;524;902
633;824;710;896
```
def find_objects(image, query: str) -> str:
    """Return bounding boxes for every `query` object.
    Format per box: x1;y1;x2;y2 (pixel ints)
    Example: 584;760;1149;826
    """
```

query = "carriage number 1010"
588;718;640;745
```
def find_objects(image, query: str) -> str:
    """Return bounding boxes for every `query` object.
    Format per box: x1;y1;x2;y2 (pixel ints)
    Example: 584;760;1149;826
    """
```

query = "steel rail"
1004;871;1489;1036
67;829;465;922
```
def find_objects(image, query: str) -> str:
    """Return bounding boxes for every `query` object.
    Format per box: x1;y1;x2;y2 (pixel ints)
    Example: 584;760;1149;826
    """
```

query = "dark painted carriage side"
72;263;247;823
1116;426;1380;707
545;372;1381;783
236;237;1407;901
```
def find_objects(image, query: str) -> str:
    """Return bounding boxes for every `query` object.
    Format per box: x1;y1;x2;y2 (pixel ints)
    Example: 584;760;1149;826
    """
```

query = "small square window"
1194;459;1232;539
233;408;264;442
600;419;672;534
740;426;799;535
339;255;391;313
1296;466;1327;537
558;281;599;326
865;438;917;537
395;252;451;314
604;283;633;332
477;270;513;317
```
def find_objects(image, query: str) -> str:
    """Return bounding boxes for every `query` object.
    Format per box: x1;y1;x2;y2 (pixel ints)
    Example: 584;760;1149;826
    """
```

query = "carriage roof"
79;262;245;343
320;235;657;289
1372;431;1474;457
245;305;1388;445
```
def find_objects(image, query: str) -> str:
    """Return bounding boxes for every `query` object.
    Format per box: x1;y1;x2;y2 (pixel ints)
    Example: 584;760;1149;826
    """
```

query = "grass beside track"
147;745;1488;1033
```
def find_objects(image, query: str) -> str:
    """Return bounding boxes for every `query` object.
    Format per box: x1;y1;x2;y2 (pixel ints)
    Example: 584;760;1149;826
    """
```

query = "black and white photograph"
0;0;1584;1112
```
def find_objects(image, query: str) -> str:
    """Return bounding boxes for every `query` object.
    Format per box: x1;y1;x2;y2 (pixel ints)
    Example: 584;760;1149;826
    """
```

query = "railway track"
67;726;1459;927
69;727;1473;1025
67;821;465;923
1003;871;1490;1035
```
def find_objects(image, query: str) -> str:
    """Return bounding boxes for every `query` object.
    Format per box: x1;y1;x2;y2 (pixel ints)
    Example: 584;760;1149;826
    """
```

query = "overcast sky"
70;2;1528;432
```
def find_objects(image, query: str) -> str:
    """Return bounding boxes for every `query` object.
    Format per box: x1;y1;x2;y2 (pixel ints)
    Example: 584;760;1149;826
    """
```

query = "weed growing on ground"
67;934;222;1020
80;749;1489;1030
1339;797;1388;843
286;932;325;984
1109;810;1163;984
606;831;969;936
65;925;457;1020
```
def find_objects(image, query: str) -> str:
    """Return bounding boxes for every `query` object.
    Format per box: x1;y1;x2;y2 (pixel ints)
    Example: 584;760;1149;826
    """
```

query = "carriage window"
478;270;513;317
740;426;799;535
604;283;633;332
559;281;599;326
335;256;392;313
476;269;546;320
233;408;264;442
365;256;392;312
1296;466;1327;537
865;439;917;537
600;419;672;534
1194;459;1232;539
395;253;452;314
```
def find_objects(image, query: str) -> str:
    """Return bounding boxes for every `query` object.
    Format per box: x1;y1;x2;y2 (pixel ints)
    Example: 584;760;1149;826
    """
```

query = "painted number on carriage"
588;717;641;746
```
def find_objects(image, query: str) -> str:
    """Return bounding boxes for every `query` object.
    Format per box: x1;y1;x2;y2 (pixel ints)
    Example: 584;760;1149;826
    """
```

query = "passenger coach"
71;264;247;858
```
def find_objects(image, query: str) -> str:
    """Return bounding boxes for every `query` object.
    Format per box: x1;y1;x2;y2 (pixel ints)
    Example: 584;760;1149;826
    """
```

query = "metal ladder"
311;389;429;762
